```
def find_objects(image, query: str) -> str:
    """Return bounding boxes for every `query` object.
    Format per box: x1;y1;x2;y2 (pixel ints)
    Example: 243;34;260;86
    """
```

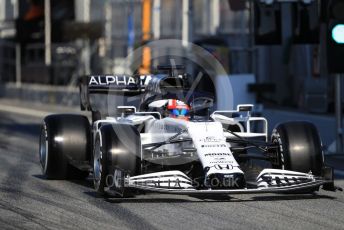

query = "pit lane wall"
0;83;80;107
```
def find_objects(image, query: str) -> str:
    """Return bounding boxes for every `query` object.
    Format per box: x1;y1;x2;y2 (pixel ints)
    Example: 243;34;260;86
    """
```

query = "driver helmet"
167;99;190;120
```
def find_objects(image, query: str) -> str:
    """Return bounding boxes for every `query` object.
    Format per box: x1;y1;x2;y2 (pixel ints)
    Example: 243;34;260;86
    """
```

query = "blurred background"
0;0;343;153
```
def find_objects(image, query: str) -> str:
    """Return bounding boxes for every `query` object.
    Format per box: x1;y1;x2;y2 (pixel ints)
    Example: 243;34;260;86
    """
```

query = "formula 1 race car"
39;66;338;197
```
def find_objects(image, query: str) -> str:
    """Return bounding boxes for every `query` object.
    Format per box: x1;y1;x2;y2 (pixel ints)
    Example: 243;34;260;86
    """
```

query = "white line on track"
0;104;51;118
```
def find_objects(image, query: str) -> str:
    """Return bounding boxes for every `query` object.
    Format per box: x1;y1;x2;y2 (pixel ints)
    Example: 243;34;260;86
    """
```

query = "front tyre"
271;121;324;176
93;124;140;196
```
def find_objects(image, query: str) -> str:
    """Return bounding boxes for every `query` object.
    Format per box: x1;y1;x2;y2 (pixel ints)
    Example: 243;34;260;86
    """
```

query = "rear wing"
79;75;151;111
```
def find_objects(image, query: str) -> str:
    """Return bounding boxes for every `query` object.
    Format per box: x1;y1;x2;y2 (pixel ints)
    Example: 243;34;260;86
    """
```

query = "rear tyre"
93;124;140;196
39;114;91;179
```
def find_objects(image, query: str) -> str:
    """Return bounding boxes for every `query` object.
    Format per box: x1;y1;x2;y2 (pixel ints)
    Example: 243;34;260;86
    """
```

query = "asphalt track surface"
0;110;344;230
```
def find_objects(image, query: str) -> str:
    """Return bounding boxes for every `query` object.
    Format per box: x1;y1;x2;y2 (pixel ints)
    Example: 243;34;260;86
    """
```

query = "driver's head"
167;99;190;120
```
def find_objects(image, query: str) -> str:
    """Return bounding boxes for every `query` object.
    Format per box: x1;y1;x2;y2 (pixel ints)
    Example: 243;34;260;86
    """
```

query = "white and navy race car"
39;66;339;197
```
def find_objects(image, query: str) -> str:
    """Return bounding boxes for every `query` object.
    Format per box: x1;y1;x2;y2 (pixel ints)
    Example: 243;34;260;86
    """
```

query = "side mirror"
237;104;253;112
116;106;136;116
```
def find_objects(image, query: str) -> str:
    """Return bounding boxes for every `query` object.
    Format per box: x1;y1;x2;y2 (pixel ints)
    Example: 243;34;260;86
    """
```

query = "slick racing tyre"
271;121;324;176
39;114;91;179
93;124;140;196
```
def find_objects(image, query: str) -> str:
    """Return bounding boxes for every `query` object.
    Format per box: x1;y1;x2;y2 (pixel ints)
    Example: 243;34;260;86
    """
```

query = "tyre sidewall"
93;131;110;194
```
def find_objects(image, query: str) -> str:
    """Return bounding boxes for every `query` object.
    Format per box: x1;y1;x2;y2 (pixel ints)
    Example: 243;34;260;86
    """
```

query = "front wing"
107;169;336;195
